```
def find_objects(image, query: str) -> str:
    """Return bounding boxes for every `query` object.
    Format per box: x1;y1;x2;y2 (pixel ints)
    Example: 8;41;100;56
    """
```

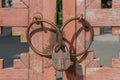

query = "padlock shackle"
52;43;68;53
26;19;63;57
60;17;94;57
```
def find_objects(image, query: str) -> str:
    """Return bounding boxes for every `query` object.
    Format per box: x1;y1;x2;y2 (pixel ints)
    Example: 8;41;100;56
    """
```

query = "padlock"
52;44;72;71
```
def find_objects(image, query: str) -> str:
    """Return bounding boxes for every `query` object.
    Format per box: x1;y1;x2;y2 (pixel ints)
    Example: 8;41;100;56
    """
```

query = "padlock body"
52;50;71;71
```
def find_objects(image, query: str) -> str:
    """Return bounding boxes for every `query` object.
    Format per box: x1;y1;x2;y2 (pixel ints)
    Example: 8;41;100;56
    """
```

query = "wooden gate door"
0;0;57;80
0;0;120;80
62;0;120;80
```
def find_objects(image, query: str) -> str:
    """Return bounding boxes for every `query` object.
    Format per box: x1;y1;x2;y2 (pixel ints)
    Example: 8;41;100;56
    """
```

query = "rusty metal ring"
27;19;63;57
60;17;94;57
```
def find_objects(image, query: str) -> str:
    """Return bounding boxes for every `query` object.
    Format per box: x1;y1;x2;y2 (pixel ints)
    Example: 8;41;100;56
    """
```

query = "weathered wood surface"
62;0;86;80
0;69;28;80
62;0;76;80
0;59;3;69
85;51;120;80
0;8;28;26
12;0;29;8
86;67;120;80
86;9;120;26
29;0;56;80
86;0;120;26
0;53;28;80
112;26;120;35
0;27;1;35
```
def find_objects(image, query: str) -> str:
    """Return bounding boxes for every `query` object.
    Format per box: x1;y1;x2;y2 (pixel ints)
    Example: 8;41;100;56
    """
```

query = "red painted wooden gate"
0;0;120;80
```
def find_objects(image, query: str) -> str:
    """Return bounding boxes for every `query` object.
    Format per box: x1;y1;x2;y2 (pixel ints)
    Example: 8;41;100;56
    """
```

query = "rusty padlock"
52;44;73;71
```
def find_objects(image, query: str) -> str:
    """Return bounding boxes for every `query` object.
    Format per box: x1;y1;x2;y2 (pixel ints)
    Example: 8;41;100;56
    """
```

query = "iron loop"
26;18;63;57
60;17;94;57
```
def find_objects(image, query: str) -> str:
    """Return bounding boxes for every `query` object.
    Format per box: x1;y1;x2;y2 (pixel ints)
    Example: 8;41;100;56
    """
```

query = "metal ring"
60;17;94;57
27;19;63;57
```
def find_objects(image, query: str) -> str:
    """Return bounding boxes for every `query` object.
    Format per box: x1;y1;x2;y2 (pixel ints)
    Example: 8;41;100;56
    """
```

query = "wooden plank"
29;0;56;80
0;8;28;26
86;9;120;26
86;67;120;80
20;53;29;68
86;0;101;9
76;0;86;80
76;0;85;56
86;58;100;68
112;26;120;35
62;0;86;80
93;27;100;35
62;0;76;80
42;1;57;80
0;69;28;80
86;0;120;9
29;0;45;79
13;59;26;69
112;58;120;67
113;0;120;8
0;59;3;69
12;0;29;8
0;27;1;34
85;52;94;65
0;0;1;36
62;0;76;56
12;27;27;42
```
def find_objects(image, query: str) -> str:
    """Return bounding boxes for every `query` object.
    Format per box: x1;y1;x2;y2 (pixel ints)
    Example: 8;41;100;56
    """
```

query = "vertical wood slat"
0;59;3;69
0;69;28;80
113;0;120;8
12;27;27;42
0;0;1;35
86;67;120;80
29;3;44;80
62;0;86;80
62;0;76;79
42;0;56;80
0;27;1;35
112;26;120;35
29;0;56;80
86;0;120;26
76;0;86;80
12;0;28;8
